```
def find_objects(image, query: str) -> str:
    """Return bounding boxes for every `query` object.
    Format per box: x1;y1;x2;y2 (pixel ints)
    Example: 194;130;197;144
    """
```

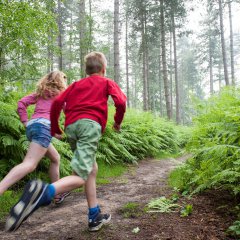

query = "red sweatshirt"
50;75;127;136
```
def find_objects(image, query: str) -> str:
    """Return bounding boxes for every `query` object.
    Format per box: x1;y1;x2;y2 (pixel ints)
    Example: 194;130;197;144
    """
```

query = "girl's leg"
45;143;60;183
85;162;98;208
0;142;47;195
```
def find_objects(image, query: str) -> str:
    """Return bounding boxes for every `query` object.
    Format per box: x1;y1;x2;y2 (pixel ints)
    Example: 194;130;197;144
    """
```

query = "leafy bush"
169;87;240;196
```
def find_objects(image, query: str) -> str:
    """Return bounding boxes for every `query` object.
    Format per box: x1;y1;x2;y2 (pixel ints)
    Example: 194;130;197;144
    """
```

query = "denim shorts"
26;118;52;148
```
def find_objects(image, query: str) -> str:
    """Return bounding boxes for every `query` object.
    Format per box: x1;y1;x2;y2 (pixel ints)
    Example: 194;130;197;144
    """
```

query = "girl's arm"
17;93;37;125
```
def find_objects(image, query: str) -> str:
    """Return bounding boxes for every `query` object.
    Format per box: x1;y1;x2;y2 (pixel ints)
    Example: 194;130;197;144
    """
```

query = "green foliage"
227;220;240;236
0;1;58;84
0;101;26;167
0;191;21;219
118;202;144;218
100;108;181;164
169;87;240;196
180;204;193;217
147;196;180;213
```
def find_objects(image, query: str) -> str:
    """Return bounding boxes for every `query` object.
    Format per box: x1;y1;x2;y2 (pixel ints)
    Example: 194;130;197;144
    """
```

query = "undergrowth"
169;87;240;236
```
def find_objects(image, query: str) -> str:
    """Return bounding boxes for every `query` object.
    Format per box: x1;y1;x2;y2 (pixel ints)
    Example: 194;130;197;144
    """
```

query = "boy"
5;52;127;232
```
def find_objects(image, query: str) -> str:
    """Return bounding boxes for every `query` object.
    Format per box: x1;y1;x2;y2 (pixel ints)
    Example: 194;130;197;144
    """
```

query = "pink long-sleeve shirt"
17;93;54;124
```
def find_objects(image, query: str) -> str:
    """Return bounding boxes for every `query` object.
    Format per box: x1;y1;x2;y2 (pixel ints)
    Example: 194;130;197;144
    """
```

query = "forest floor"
0;155;238;240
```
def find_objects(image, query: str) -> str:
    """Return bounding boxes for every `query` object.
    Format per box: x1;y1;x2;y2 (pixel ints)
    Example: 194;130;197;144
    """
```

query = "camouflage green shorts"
65;119;102;180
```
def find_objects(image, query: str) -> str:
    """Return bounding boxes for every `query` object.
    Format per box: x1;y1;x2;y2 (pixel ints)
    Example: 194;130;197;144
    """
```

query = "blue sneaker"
5;180;51;232
88;212;111;232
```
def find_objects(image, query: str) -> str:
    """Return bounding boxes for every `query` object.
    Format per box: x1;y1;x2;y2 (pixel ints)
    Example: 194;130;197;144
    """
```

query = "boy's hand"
54;133;62;140
113;122;121;132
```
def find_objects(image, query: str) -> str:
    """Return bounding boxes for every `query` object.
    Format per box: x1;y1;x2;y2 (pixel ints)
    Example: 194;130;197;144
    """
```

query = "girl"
0;70;69;204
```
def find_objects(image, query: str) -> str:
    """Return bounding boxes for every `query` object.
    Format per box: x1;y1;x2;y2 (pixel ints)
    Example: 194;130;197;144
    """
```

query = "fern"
170;87;240;196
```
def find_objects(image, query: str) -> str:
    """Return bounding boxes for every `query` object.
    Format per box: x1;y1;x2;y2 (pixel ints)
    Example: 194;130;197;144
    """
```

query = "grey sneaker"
88;213;111;232
5;180;50;232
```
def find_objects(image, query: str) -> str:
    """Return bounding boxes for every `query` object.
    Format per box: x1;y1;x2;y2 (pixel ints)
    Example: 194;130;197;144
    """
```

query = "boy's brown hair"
84;52;107;75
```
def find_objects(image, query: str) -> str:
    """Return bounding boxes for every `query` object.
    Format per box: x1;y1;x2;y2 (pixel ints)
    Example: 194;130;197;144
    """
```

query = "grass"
96;160;127;185
0;190;21;220
118;202;145;218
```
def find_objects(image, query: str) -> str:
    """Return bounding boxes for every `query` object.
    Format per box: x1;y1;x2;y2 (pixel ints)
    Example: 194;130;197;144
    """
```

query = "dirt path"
0;155;237;240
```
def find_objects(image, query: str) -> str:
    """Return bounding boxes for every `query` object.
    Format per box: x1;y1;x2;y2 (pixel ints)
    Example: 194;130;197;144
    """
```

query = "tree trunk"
125;6;130;107
228;1;235;85
209;36;214;94
169;32;173;114
57;0;63;70
88;0;93;52
141;12;148;111
79;0;86;78
114;0;120;85
218;0;229;85
171;10;180;124
160;0;172;119
159;46;163;117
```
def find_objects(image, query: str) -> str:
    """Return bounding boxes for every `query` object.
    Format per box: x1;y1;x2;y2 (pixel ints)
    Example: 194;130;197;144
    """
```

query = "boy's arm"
108;80;127;129
50;83;75;136
17;93;37;125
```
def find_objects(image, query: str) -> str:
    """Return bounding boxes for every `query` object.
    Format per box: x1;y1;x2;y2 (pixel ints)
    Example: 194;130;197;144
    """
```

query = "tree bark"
114;0;120;85
171;10;180;124
228;1;235;85
141;11;148;111
218;0;229;85
160;0;172;119
79;0;86;78
57;0;63;70
209;35;214;94
125;6;130;107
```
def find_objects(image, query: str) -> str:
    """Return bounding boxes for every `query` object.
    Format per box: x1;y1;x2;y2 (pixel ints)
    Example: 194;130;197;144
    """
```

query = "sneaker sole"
54;192;71;205
88;214;111;232
5;180;46;232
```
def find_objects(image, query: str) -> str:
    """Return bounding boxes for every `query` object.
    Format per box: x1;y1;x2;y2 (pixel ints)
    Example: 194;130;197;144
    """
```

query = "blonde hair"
84;52;107;75
36;70;67;99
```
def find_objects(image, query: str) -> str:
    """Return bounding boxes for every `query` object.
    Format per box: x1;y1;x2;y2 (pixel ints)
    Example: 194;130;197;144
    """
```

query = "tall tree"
218;0;229;85
170;1;180;123
57;0;63;70
79;0;87;77
228;0;235;85
125;0;130;107
114;0;120;85
160;0;172;119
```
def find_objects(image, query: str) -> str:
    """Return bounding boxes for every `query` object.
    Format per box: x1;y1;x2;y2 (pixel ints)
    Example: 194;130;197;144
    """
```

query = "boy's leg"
5;175;85;232
85;162;98;208
86;162;111;232
0;142;47;195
